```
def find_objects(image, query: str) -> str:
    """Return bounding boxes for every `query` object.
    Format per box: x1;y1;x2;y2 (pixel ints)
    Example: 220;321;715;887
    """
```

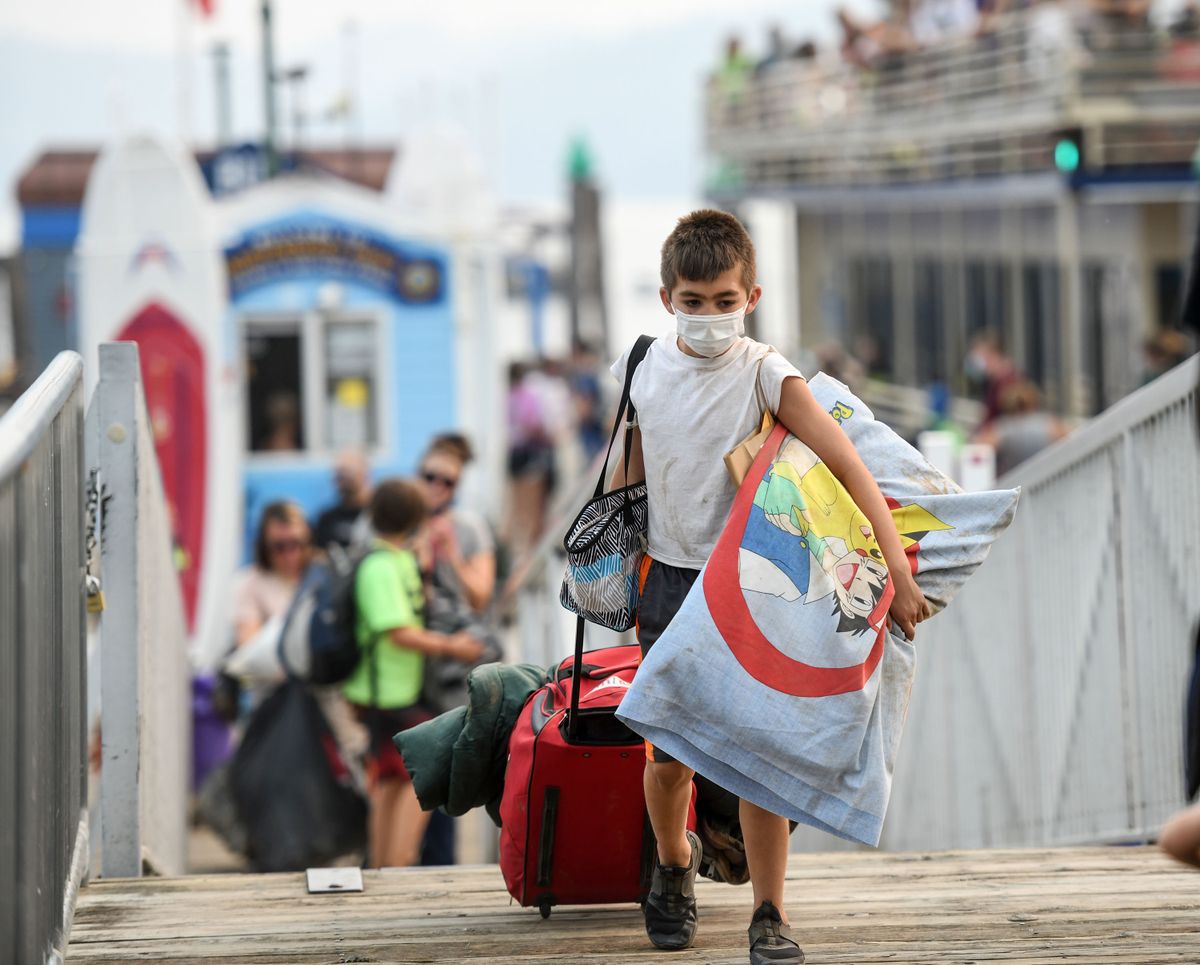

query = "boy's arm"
608;425;645;489
388;626;483;663
775;377;931;640
359;554;484;663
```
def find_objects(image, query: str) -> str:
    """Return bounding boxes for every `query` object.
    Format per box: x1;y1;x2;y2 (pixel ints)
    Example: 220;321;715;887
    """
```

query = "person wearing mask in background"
313;449;372;553
965;330;1020;428
343;479;485;869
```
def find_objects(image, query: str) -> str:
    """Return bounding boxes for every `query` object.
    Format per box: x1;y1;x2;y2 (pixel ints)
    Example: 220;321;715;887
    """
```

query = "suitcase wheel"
538;898;553;919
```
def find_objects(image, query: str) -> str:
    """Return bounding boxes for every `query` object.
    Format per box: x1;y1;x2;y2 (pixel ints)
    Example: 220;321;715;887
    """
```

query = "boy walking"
612;211;930;963
343;479;483;867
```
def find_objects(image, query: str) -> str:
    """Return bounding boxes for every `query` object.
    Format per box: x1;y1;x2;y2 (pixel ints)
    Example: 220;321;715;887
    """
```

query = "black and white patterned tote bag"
559;335;654;632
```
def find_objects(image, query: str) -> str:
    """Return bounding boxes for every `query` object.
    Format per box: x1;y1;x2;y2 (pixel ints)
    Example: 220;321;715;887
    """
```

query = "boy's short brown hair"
660;209;756;296
370;478;427;537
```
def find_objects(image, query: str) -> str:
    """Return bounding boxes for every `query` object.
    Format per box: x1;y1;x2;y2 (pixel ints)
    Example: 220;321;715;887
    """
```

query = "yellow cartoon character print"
739;438;952;635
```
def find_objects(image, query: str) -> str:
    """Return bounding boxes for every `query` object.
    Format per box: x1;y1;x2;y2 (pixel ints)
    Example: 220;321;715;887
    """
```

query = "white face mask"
672;302;748;357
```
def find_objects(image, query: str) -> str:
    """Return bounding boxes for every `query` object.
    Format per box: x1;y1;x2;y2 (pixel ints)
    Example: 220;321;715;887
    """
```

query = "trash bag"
195;759;248;857
230;678;367;872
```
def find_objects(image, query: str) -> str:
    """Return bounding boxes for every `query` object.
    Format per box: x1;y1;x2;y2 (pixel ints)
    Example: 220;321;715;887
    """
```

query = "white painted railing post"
97;344;143;878
94;342;190;878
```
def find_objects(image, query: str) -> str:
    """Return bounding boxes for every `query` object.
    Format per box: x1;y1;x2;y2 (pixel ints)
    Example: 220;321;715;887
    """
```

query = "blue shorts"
636;557;700;765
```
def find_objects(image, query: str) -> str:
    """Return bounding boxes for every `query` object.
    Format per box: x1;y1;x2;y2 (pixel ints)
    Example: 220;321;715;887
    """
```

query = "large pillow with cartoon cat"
617;373;1020;847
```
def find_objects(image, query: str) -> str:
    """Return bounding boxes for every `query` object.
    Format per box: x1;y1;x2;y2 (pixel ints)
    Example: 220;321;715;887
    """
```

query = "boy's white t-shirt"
611;332;805;570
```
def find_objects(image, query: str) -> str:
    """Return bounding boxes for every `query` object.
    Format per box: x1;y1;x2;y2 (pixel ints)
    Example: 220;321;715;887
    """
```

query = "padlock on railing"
85;574;106;614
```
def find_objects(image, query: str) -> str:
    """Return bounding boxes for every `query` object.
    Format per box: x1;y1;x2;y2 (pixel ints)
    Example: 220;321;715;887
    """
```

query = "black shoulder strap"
592;334;655;500
568;335;654;740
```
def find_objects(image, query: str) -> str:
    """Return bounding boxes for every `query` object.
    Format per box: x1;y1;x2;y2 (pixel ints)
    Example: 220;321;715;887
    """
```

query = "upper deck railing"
707;13;1200;192
0;351;87;965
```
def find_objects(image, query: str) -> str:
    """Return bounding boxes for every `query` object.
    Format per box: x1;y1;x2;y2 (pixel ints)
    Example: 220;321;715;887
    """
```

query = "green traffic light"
1055;139;1080;173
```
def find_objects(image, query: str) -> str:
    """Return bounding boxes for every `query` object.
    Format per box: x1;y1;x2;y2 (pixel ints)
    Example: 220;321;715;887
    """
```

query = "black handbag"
559;335;654;632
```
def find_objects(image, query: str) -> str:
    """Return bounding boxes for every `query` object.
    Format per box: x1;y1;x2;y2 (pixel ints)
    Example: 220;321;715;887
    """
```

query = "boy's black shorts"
636;556;700;765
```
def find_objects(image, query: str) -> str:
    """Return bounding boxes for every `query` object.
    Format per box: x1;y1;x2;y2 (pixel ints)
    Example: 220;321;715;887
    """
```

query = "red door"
116;303;207;632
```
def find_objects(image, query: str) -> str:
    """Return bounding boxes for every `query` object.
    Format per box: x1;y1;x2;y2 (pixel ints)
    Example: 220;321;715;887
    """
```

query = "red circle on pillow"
703;423;893;698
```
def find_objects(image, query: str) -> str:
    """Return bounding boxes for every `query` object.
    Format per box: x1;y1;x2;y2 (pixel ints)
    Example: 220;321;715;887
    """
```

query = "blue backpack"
279;546;373;685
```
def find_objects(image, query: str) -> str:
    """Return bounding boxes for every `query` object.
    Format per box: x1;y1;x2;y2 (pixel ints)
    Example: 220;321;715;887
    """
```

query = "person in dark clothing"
1159;187;1200;869
1184;217;1200;339
313;450;371;552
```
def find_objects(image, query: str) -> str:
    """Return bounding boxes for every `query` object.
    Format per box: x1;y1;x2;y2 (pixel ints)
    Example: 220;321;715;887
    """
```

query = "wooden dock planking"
67;847;1199;964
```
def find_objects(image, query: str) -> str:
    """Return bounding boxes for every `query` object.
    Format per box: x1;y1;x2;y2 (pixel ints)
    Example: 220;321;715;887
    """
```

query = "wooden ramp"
68;847;1198;964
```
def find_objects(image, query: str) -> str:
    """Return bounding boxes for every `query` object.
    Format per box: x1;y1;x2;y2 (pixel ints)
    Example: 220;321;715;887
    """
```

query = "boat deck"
67;846;1198;964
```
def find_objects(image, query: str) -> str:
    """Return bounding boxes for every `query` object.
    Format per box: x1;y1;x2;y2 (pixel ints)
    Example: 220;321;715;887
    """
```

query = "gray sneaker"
748;900;804;964
643;830;702;950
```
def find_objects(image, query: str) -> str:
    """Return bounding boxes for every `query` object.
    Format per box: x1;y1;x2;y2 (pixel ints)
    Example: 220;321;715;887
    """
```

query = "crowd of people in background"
211;428;506;870
803;323;1189;478
207;336;615;872
713;0;1200;115
811;315;1195;477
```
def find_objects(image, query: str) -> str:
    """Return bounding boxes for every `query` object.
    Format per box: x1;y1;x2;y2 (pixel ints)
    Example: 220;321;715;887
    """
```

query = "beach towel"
616;374;1020;846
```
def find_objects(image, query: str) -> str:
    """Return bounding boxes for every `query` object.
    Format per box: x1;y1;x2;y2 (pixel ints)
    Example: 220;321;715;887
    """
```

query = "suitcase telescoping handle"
567;616;587;740
567;334;653;740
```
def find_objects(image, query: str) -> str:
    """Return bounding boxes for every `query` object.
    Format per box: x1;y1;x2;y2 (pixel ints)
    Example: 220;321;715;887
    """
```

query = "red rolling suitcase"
498;642;695;917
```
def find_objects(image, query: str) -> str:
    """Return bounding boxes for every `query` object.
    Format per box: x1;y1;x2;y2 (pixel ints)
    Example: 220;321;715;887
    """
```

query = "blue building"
21;143;493;566
217;176;459;553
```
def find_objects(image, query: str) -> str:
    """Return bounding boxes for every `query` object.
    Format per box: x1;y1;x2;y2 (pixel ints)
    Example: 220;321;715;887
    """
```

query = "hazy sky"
0;0;874;251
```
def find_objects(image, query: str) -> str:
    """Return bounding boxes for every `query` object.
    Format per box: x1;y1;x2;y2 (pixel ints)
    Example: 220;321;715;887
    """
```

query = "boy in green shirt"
344;478;483;868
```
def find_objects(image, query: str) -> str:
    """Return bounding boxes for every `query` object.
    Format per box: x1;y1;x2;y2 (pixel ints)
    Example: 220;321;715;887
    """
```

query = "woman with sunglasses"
413;434;501;865
417;433;498;626
232;500;314;651
221;501;317;718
